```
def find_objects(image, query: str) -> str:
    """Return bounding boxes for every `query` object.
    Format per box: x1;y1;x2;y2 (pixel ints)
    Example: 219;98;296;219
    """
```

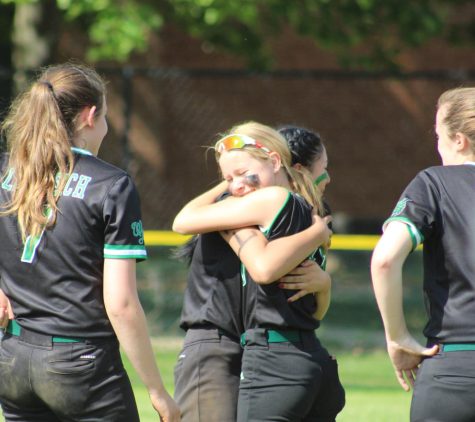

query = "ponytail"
286;165;324;216
1;63;105;240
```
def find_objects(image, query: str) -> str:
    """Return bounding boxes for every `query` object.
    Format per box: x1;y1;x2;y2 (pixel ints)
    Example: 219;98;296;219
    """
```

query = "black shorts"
0;328;139;422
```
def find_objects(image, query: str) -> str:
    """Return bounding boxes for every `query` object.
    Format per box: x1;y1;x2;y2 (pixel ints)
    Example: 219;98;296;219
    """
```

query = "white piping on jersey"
103;244;147;259
71;147;93;156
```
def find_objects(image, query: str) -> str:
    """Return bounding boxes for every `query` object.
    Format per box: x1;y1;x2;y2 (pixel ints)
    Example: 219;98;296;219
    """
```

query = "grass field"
128;247;423;421
123;338;412;422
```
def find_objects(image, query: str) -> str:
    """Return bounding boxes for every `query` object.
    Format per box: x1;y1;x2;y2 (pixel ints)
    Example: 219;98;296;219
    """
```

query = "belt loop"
241;329;271;348
19;327;53;348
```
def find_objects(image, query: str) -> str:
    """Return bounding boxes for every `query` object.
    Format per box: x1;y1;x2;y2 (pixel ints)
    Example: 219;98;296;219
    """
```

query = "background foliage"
0;0;474;69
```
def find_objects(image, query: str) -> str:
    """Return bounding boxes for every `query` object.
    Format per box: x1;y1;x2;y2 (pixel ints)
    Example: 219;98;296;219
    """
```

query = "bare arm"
314;289;331;321
371;222;438;391
103;259;180;422
173;183;295;234
221;218;331;284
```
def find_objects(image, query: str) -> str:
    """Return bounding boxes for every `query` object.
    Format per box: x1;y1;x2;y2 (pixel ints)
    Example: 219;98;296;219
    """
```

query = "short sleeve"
103;175;147;261
383;171;439;250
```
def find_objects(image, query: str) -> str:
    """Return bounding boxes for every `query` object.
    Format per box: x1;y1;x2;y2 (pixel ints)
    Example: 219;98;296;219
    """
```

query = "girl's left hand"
279;260;331;302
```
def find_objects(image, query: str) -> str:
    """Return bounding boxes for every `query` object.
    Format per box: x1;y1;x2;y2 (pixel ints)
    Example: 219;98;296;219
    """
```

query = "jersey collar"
71;147;93;156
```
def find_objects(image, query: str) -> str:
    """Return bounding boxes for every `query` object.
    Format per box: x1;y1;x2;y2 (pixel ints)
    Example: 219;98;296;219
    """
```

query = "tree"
0;0;474;69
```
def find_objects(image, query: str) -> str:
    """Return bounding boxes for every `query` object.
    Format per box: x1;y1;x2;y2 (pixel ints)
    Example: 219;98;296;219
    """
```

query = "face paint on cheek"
244;174;260;188
314;171;329;186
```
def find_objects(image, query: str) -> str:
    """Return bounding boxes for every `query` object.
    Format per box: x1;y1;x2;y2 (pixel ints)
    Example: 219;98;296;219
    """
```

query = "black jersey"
179;232;243;338
0;149;147;338
384;164;475;343
242;191;319;331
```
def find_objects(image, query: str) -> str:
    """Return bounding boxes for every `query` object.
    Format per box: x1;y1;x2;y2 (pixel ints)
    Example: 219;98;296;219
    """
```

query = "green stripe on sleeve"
383;216;424;250
103;244;147;259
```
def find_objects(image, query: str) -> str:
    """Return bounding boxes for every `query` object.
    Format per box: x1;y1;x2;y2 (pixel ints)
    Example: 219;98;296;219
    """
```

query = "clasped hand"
279;260;331;302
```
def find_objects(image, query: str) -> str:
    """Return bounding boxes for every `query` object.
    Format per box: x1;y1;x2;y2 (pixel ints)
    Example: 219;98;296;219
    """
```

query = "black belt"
6;320;84;343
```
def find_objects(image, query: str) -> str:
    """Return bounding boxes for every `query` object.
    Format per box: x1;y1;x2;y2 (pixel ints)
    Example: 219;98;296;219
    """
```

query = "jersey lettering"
62;173;92;199
3;170;92;198
72;175;92;199
131;220;144;245
63;173;78;196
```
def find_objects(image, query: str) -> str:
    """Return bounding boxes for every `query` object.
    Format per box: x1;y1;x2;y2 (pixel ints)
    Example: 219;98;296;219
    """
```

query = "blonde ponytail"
1;63;105;240
286;166;324;216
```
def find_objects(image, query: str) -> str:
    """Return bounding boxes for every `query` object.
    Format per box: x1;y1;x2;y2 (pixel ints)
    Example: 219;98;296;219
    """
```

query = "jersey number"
21;208;52;264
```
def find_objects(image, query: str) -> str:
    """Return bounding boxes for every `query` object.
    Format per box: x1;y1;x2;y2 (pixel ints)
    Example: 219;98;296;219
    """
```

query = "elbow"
173;213;201;235
247;263;277;285
370;251;396;277
172;215;189;234
105;297;136;322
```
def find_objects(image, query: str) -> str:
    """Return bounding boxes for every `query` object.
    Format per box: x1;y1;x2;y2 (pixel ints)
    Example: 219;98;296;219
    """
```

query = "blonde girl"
174;121;345;422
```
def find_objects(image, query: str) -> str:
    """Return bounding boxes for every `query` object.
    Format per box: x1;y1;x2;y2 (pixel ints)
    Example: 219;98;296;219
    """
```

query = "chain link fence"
1;67;473;343
95;67;475;232
1;66;475;231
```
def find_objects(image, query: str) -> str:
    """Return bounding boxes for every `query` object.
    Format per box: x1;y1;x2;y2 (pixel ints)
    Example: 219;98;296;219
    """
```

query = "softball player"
0;63;179;421
279;126;331;194
279;125;333;270
174;196;331;422
371;87;475;422
174;122;345;421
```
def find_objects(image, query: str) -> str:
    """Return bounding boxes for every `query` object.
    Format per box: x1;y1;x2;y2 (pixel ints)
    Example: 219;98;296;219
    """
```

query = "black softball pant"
174;327;243;422
237;328;345;422
411;349;475;422
0;330;139;421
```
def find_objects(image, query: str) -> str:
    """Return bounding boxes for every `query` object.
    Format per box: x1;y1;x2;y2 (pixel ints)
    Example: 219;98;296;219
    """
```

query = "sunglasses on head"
215;134;271;154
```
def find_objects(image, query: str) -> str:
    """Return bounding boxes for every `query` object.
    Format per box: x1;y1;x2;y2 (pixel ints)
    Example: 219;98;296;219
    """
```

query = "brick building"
5;21;475;232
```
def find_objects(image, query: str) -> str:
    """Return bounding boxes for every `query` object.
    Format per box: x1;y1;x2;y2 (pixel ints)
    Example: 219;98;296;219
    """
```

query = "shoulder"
416;165;468;180
405;166;444;191
412;165;472;190
246;186;290;205
75;153;128;179
74;154;135;193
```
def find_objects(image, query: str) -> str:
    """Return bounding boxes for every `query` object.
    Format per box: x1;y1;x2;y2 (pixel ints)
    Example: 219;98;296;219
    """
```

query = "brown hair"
215;121;324;214
438;87;475;153
1;63;106;239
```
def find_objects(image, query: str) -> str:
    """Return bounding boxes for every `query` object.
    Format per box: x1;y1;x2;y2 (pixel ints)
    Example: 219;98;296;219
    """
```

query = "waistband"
441;343;475;352
6;320;85;344
240;328;316;348
185;326;240;343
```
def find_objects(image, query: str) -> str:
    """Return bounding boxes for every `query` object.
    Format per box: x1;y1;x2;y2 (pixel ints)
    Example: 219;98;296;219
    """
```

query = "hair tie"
40;80;54;92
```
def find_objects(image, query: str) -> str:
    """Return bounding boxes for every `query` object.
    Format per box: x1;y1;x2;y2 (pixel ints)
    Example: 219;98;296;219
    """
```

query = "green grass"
123;339;412;422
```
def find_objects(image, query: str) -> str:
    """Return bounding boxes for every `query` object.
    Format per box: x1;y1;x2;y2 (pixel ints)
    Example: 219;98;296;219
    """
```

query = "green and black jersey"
0;148;147;339
384;164;475;343
242;191;320;332
179;232;244;338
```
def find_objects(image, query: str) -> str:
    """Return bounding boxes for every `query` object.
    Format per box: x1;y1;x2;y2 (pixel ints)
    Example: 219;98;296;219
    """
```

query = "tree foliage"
1;0;474;69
